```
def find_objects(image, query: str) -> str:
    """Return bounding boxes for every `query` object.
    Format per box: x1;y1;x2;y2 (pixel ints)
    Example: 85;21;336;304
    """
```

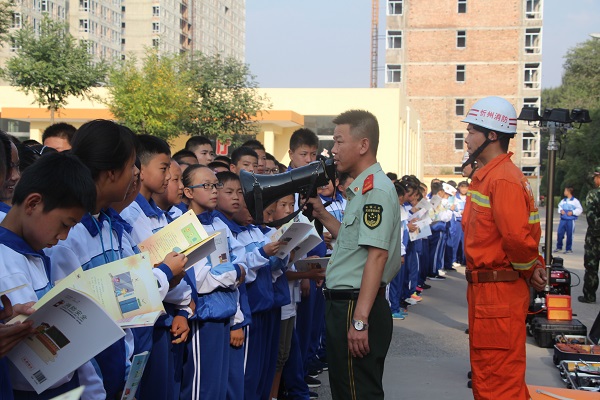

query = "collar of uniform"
0;226;48;260
0;201;10;214
472;152;513;183
134;193;163;219
346;162;382;200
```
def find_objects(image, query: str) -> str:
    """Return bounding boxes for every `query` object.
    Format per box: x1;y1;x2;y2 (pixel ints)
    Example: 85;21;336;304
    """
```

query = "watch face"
354;320;364;330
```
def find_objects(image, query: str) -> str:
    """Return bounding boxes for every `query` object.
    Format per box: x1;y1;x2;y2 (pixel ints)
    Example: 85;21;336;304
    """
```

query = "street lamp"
518;106;592;291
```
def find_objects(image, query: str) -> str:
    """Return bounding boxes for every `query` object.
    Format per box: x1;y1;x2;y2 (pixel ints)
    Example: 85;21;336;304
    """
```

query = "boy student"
452;181;469;267
154;160;185;222
172;149;199;172
120;135;193;400
41;122;76;152
427;181;452;281
556;186;583;254
265;153;279;175
180;164;247;400
215;171;283;400
230;146;259;174
0;152;106;399
185;136;215;166
242;139;267;174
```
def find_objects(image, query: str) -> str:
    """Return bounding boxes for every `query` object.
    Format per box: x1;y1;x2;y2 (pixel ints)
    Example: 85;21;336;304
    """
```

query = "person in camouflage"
580;171;600;303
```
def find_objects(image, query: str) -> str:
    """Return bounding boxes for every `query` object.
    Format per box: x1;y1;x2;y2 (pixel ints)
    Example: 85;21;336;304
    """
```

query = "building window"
79;19;89;33
388;0;403;15
523;97;540;109
11;12;21;29
152;6;160;16
458;0;467;13
454;166;463;175
152;38;159;47
121;5;125;12
522;166;537;176
525;28;541;54
121;38;125;44
524;63;540;89
525;0;542;19
457;30;466;48
454;133;464;151
152;22;160;33
386;64;402;83
121;22;125;28
79;0;88;11
387;30;402;49
522;132;538;158
456;65;465;82
40;0;48;12
9;37;18;52
455;99;465;116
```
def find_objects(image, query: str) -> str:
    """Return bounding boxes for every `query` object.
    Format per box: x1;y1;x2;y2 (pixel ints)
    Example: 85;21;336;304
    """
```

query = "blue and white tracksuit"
557;196;583;252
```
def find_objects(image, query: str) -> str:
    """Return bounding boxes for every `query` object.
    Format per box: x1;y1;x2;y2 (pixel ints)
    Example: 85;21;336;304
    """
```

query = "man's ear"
488;131;499;141
358;137;370;156
24;193;43;215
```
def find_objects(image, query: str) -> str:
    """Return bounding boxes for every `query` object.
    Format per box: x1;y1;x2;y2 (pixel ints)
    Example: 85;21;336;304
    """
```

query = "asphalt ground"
312;207;600;399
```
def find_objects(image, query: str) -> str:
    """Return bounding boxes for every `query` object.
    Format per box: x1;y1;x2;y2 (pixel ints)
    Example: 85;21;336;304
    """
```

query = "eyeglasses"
187;182;224;191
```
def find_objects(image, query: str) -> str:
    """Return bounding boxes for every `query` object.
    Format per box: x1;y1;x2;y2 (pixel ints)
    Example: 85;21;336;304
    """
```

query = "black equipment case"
530;317;587;348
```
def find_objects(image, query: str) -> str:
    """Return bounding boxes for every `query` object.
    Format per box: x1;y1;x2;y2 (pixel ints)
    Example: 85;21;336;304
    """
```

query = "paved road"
313;207;600;399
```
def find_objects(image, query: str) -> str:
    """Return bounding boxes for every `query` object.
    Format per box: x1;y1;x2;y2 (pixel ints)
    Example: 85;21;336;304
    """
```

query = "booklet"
409;218;433;241
208;228;229;267
288;230;323;265
7;288;125;394
12;253;166;329
120;351;150;400
138;210;218;270
294;257;329;272
270;221;316;259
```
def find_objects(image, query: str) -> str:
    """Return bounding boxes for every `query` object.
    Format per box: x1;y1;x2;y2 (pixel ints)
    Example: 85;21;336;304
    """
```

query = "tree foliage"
106;49;269;143
541;39;600;202
2;16;107;121
0;0;14;44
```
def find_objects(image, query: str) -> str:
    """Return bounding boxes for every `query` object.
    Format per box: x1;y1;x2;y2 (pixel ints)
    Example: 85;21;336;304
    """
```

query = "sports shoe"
445;267;458;272
452;262;462;268
564;250;573;254
415;286;423;293
392;312;406;320
553;248;562;253
411;292;422;302
400;300;411;309
313;358;328;371
309;391;319;399
429;275;446;281
307;368;321;378
405;297;418;305
305;376;321;388
418;283;432;290
438;269;447;276
578;296;595;304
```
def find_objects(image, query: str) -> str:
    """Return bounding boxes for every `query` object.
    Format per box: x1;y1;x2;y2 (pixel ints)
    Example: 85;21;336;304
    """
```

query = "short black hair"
458;181;469;188
387;172;398;181
431;181;444;195
394;181;406;197
13;152;96;213
0;131;10;179
136;134;171;165
241;139;265;152
289;128;318;151
185;136;213;152
208;161;230;171
42;122;76;144
231;147;258;166
216;171;240;185
338;172;352;187
446;180;457;188
265;152;276;162
173;149;198;164
22;139;41;147
215;155;232;165
332;110;379;154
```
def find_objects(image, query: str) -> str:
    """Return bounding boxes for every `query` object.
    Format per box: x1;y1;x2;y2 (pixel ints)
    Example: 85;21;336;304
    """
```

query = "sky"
245;0;600;89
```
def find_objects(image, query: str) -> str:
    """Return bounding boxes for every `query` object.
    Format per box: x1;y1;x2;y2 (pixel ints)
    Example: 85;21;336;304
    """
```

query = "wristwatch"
352;319;368;331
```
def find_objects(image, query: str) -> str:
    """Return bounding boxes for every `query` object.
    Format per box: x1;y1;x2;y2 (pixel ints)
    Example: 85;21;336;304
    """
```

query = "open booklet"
12;252;166;329
294;257;329;272
7;288;126;394
138;210;220;270
270;221;323;263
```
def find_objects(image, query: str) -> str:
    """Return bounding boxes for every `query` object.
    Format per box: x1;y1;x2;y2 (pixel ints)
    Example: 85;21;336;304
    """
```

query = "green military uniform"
583;186;600;302
325;162;402;400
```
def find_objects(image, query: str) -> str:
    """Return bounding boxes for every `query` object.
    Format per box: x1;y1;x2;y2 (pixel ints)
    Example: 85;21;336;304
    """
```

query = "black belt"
323;287;386;301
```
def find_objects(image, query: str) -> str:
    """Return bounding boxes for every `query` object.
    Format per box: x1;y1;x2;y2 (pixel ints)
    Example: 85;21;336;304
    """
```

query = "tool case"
530;317;587;348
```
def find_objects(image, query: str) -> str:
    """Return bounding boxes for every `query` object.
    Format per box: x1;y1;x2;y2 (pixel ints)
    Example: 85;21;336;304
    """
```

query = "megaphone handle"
253;182;264;225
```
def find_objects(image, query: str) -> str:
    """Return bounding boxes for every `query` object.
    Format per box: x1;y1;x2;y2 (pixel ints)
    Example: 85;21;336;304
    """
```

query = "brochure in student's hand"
7;288;125;394
269;221;323;262
138;209;219;270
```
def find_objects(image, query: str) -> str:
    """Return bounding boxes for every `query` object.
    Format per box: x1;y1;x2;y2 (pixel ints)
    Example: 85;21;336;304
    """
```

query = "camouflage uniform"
583;186;600;302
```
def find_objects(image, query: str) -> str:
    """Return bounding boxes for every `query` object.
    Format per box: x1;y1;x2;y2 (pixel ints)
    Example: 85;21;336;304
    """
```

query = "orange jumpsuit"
462;152;543;400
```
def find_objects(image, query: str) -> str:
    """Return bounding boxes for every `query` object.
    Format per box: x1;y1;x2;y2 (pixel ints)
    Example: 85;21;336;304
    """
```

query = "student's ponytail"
71;120;136;180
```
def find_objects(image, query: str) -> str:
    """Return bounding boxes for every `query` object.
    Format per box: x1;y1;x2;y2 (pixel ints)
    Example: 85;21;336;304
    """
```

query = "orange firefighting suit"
462;152;544;400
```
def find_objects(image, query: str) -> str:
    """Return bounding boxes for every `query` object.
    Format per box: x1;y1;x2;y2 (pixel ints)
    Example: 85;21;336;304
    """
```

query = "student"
154;160;185;221
336;172;354;200
0;138;21;207
264;153;279;175
0;152;105;399
208;161;231;173
242;139;267;174
452;181;469;267
388;182;411;318
120;134;193;400
172;149;199;172
181;164;246;400
427;181;452;281
41;123;76;152
185;136;215;166
0;133;13;222
230;147;258;174
442;181;460;272
556;186;583;254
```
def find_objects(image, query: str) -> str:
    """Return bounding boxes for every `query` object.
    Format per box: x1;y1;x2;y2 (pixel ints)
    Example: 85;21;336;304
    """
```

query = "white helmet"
462;96;517;135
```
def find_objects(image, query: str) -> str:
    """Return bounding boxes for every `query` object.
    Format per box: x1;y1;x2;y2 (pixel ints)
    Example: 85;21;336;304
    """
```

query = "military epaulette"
362;174;374;194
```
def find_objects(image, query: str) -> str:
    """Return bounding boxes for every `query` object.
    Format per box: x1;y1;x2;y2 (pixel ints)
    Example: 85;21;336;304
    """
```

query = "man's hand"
529;267;547;292
171;315;190;344
230;327;244;348
348;325;370;358
237;267;246;284
323;232;333;249
300;278;311;297
304;196;328;220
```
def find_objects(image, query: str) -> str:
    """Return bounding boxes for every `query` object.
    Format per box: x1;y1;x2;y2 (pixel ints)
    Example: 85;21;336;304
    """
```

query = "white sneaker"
405;297;418;305
438;269;446;276
452;262;462;268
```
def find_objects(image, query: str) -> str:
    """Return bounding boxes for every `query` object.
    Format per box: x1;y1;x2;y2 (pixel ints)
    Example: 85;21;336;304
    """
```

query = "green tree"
184;53;270;144
106;50;195;140
2;16;107;122
0;0;14;44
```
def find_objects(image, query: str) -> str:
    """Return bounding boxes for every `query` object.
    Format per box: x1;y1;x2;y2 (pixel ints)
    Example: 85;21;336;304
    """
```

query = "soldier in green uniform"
580;170;600;303
307;110;402;399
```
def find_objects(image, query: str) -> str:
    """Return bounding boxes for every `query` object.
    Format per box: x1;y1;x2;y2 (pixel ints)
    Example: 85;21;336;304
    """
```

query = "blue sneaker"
392;312;405;320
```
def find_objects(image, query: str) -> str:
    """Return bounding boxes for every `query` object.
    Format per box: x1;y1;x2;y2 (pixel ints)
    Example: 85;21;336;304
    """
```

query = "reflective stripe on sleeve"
468;190;490;208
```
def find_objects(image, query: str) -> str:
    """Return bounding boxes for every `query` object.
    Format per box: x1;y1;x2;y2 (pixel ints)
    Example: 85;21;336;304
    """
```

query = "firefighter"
461;96;547;400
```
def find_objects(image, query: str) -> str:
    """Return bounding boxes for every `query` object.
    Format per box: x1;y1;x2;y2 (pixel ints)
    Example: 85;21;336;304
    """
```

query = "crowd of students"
0;120;470;400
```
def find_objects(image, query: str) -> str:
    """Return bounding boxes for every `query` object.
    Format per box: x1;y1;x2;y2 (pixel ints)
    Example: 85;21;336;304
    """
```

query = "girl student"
180;164;247;400
45;120;188;399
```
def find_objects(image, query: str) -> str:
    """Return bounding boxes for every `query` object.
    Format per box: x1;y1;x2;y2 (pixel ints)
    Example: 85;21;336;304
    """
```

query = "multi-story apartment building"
384;0;542;178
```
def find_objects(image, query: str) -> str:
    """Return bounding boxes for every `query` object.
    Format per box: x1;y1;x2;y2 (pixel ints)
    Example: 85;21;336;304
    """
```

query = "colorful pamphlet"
270;221;321;260
294;257;329;272
208;228;230;267
7;288;125;393
120;351;150;400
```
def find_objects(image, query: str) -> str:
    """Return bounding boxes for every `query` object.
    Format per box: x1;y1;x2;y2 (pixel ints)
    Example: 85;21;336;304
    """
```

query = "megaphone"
240;157;336;223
